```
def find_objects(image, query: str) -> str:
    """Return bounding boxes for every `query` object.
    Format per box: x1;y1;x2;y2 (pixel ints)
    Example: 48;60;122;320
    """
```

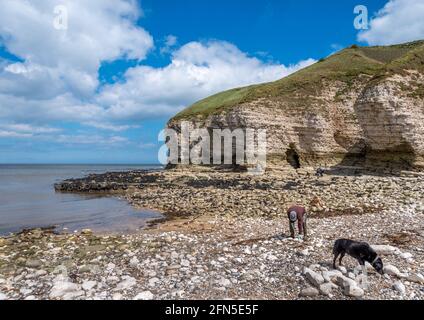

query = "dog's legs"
333;254;339;269
339;252;345;266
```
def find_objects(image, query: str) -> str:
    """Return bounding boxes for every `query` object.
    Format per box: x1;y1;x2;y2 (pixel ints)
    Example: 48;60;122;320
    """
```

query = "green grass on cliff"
172;40;424;121
176;85;258;120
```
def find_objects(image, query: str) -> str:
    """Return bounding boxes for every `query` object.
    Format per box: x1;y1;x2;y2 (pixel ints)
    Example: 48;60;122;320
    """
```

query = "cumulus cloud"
0;0;153;100
53;134;129;145
0;122;128;146
0;0;153;68
0;130;33;138
160;35;178;54
96;41;316;121
1;123;61;134
82;121;139;132
0;122;62;138
358;0;424;45
0;1;315;146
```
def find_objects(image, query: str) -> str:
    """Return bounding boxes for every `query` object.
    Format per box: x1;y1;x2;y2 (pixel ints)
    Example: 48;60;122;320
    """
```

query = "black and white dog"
333;239;384;274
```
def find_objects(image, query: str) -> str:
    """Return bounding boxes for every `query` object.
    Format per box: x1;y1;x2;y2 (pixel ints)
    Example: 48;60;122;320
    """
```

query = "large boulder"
303;268;325;287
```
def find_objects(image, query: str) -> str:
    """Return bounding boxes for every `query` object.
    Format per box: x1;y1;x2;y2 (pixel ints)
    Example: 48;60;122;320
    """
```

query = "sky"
0;0;423;164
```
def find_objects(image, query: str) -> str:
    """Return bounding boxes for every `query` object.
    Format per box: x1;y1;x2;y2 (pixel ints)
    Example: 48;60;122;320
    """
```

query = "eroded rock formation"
168;41;424;171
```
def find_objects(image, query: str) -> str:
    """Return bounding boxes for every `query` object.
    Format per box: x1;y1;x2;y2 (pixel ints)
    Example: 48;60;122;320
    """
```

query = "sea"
0;164;164;236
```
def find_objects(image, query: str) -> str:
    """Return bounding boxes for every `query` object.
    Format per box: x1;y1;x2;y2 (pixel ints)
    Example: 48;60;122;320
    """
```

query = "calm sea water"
0;164;164;236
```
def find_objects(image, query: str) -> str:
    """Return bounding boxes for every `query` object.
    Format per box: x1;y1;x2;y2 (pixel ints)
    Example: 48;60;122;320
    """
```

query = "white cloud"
0;121;128;147
0;1;315;139
165;35;178;47
0;123;61;139
160;35;178;54
139;142;157;149
0;0;153;69
0;130;33;138
83;121;139;132
96;41;316;121
358;0;424;45
1;123;61;134
0;0;153;100
53;134;128;145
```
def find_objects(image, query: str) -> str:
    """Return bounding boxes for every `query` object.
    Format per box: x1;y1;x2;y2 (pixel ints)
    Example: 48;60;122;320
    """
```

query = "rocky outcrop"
355;71;424;169
168;41;424;171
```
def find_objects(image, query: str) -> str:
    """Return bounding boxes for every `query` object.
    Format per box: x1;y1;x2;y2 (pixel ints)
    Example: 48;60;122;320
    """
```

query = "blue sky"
0;0;422;164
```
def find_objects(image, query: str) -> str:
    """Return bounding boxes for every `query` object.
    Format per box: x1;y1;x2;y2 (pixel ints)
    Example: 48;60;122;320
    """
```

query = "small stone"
129;257;139;268
319;283;337;296
81;229;93;235
266;254;278;261
82;280;97;291
344;285;364;298
393;281;406;295
106;275;120;284
304;268;325;287
300;249;309;256
148;277;160;287
337;266;347;274
25;259;43;269
400;252;413;260
322;270;342;282
336;275;357;289
181;259;190;267
84;244;106;253
20;288;33;295
115;277;137;291
216;278;232;288
35;270;47;276
49;281;81;299
79;265;92;273
106;263;116;272
371;245;398;255
62;290;84;300
407;273;424;284
134;291;154;300
166;264;181;272
383;265;401;277
112;293;123;300
0;293;7;300
356;274;369;290
299;287;319;297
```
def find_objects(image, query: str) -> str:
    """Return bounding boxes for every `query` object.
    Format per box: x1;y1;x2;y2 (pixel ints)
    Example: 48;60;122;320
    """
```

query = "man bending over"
287;205;308;240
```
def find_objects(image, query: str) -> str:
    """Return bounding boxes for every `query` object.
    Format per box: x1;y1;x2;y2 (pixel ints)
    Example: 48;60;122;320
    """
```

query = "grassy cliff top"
171;40;424;122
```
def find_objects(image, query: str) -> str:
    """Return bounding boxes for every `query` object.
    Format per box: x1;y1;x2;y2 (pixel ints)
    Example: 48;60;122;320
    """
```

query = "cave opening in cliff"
286;145;301;169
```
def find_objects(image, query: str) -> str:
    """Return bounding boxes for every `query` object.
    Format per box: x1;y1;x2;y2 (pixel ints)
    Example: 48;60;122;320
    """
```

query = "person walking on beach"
287;205;308;240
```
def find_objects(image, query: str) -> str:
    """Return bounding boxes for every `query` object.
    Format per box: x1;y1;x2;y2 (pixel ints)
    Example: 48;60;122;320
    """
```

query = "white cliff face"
355;71;424;168
168;73;424;170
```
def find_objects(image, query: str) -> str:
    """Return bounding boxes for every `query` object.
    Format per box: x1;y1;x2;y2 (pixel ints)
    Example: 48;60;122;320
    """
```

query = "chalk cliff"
168;41;424;170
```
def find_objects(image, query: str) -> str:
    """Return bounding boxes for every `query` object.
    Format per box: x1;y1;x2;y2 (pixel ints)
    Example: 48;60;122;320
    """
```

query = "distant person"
287;205;308;240
315;167;325;177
